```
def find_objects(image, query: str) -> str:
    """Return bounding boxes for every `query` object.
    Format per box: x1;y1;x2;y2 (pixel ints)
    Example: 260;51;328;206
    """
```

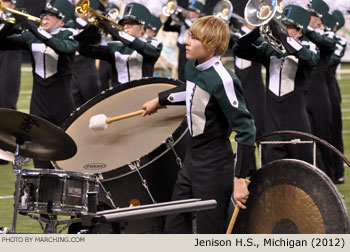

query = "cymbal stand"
11;138;26;233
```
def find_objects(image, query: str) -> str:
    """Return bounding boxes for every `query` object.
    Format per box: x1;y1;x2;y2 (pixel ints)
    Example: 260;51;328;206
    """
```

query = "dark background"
16;0;47;17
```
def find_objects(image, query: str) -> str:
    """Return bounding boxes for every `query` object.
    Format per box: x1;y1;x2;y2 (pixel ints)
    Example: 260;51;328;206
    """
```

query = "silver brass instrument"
213;0;233;23
244;0;287;54
75;0;123;33
162;0;189;20
0;0;41;24
106;7;119;23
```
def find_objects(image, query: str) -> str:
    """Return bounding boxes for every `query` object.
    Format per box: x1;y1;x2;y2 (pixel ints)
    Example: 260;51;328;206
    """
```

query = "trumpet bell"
75;0;123;32
213;0;233;23
75;0;89;14
245;0;277;27
106;8;119;22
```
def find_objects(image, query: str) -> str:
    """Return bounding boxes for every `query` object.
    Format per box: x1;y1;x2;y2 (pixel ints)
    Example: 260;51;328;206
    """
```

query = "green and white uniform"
78;31;161;86
233;28;320;165
158;56;256;233
0;25;77;126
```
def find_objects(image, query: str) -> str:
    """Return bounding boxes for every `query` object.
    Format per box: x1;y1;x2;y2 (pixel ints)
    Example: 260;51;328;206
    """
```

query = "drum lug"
128;160;141;170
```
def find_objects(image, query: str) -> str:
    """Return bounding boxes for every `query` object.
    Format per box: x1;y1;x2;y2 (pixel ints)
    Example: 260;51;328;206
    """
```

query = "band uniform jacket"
0;24;78;127
144;33;163;77
158;56;256;233
159;56;256;176
78;31;161;86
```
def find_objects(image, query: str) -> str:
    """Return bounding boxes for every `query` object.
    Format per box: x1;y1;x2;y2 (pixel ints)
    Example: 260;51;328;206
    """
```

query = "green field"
1;64;350;233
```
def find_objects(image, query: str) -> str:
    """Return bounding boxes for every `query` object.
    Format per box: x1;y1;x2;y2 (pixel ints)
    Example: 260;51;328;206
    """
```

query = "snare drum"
55;77;188;210
17;169;98;216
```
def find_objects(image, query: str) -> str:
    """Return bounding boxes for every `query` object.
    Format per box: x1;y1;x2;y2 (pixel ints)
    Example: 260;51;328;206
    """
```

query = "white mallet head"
89;114;108;131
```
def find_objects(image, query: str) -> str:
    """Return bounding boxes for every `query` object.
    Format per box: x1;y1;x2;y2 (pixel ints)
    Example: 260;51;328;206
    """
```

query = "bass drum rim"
233;159;350;234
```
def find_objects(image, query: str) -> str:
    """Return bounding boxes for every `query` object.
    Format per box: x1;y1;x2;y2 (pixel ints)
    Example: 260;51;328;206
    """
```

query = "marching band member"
97;1;119;91
66;0;103;107
163;0;205;82
0;0;78;168
305;0;338;181
142;16;256;233
143;14;163;75
74;2;161;86
324;0;348;184
233;1;320;165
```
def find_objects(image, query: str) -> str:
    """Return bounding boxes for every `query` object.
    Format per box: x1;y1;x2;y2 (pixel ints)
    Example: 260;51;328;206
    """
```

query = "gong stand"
256;130;350;169
82;197;217;234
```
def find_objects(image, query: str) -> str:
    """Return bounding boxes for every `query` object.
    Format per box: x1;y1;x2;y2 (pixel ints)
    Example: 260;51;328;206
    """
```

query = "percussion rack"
82;196;217;234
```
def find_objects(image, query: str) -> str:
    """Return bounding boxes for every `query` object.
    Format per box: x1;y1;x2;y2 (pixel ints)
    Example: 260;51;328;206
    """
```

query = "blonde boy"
142;16;256;233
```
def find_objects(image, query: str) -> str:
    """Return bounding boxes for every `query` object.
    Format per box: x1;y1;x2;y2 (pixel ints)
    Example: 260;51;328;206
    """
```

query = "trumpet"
162;0;189;20
75;0;123;33
0;0;41;24
244;0;287;54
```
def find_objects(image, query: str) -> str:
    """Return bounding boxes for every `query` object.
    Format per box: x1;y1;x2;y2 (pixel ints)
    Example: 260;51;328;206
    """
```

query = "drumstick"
226;179;250;234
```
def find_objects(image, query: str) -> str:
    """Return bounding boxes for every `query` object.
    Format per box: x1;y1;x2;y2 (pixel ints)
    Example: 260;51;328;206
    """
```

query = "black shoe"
335;176;345;184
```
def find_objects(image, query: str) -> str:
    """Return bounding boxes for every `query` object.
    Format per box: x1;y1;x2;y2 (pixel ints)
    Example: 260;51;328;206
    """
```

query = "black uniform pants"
307;70;334;181
164;139;234;234
327;74;344;180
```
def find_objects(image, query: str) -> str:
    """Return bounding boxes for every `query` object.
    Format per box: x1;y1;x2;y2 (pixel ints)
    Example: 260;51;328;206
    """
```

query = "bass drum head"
55;77;186;174
233;159;350;234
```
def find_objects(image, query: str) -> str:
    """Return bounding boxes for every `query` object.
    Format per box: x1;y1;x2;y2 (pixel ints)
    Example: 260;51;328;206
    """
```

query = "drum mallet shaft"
89;110;145;131
0;148;15;162
226;179;250;234
89;106;166;131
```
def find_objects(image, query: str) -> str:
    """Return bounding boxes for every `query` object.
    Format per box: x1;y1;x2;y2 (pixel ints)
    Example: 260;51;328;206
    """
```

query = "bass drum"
55;77;189;233
232;159;350;234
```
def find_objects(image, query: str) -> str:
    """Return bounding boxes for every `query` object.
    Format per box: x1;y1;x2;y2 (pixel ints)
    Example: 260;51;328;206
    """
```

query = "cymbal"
0;108;77;161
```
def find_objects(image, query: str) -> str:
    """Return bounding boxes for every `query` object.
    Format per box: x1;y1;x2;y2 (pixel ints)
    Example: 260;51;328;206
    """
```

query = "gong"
233;159;350;234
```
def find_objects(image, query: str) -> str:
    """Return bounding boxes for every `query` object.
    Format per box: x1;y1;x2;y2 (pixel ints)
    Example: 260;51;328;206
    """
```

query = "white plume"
323;0;335;12
118;0;168;16
282;0;310;9
332;0;350;13
108;0;120;5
